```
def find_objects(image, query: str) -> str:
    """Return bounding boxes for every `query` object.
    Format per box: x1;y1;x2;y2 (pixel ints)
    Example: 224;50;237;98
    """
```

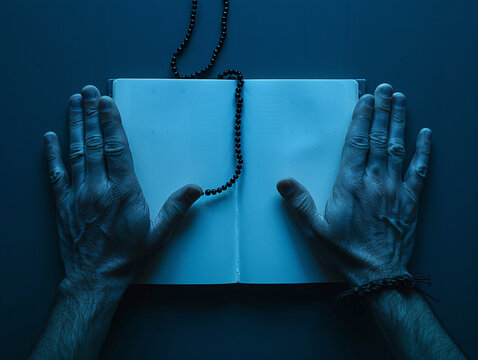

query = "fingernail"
70;95;82;110
381;85;393;98
394;94;406;107
422;128;432;140
186;185;202;202
100;98;111;112
43;131;55;144
277;179;295;197
83;86;97;101
363;95;374;107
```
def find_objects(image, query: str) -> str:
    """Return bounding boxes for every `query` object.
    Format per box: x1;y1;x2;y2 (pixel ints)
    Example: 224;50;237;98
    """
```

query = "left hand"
43;85;202;291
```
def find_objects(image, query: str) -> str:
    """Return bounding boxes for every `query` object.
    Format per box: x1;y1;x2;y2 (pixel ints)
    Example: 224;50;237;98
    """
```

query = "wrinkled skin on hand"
277;84;432;286
43;85;202;289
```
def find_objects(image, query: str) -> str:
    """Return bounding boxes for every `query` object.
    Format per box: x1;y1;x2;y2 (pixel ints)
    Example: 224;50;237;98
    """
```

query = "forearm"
29;279;126;360
363;289;465;359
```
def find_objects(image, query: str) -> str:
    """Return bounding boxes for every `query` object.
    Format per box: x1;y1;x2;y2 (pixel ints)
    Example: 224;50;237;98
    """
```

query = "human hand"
43;85;202;291
277;83;431;286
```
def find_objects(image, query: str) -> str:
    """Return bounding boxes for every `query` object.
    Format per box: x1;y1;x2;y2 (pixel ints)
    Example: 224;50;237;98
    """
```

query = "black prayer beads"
169;0;244;197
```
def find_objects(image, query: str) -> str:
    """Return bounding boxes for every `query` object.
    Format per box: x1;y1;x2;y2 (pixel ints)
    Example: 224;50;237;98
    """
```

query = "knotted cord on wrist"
335;274;439;302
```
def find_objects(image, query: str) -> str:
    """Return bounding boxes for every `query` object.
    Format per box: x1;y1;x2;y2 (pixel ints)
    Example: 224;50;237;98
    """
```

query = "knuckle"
375;102;391;113
46;149;57;162
100;115;114;127
84;107;99;118
367;164;384;178
369;131;388;148
420;145;432;156
391;112;405;124
291;192;312;215
49;168;65;184
346;135;369;150
69;116;83;127
388;142;405;158
104;141;127;156
69;144;85;163
415;165;428;179
85;135;103;151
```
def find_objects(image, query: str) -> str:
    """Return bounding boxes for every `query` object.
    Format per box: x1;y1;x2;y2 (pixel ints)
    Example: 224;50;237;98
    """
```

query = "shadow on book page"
112;79;359;284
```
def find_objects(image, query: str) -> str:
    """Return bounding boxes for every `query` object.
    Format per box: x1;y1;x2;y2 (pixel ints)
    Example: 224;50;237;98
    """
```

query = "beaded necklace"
169;0;243;197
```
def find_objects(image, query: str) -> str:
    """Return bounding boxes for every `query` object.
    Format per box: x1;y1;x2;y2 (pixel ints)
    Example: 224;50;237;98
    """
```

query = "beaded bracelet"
335;274;439;302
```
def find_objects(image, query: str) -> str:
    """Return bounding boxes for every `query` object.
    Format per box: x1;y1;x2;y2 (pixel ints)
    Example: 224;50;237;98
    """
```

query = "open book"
111;78;360;284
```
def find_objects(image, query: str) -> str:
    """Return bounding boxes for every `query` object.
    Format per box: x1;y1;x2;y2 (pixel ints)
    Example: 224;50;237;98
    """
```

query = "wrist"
362;287;421;313
58;276;127;303
345;266;410;287
62;265;132;293
32;276;126;359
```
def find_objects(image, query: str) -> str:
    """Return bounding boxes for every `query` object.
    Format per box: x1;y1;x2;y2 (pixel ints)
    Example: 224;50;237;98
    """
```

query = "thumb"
151;184;203;243
276;177;322;232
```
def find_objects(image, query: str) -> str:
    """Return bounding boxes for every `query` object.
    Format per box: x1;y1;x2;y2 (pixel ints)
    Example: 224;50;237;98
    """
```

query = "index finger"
339;94;374;173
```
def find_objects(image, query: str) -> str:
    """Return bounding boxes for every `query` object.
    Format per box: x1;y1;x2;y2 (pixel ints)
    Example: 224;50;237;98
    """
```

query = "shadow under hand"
277;197;342;283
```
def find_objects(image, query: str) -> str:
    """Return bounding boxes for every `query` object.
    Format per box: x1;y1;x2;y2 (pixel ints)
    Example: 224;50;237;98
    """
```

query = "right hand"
276;83;432;286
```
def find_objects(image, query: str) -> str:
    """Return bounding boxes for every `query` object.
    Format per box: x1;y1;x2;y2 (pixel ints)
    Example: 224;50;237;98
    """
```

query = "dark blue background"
1;0;477;358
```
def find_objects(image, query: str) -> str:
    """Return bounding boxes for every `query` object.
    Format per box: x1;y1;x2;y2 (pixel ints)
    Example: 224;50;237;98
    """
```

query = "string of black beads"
170;0;244;197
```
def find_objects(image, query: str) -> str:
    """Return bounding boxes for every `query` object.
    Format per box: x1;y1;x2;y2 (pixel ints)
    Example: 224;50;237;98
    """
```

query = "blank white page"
238;80;358;283
113;79;237;284
113;79;358;284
